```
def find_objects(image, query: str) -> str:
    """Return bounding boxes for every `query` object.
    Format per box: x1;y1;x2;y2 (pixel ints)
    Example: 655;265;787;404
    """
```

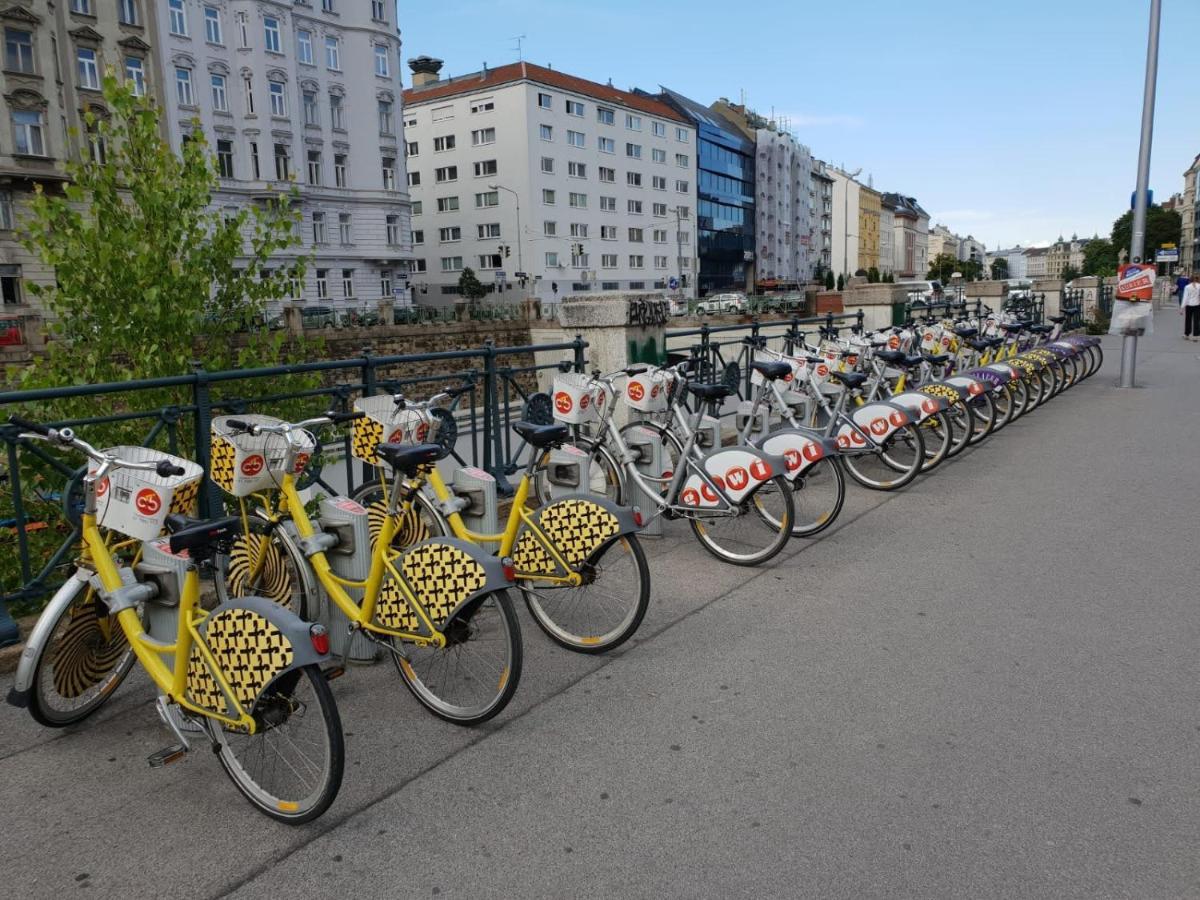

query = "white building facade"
829;167;861;278
754;129;813;284
401;60;698;305
989;246;1028;279
878;204;895;275
152;0;413;316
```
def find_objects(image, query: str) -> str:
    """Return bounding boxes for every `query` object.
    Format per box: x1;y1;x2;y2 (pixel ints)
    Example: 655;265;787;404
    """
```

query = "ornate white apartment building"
152;0;413;314
400;58;698;304
753;128;813;284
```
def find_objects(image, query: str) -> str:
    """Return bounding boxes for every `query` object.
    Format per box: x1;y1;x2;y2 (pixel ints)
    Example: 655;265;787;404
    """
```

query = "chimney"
407;55;444;88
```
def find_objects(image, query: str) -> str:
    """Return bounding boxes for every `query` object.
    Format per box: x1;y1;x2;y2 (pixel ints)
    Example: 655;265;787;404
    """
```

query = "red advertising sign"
1117;263;1155;301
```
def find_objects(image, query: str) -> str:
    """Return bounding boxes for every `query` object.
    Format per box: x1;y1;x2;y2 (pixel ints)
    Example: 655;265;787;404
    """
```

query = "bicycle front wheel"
534;436;625;506
688;474;794;566
522;534;650;653
209;664;344;825
789;457;845;537
843;424;925;491
393;589;522;725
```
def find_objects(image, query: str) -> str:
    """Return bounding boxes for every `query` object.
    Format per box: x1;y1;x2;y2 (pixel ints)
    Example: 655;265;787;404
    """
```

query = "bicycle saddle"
750;360;792;381
827;370;868;389
376;442;446;474
1001;323;1024;332
1048;315;1066;324
512;420;570;449
922;354;950;365
687;382;734;401
166;515;241;556
967;339;991;352
1028;324;1052;334
954;326;978;338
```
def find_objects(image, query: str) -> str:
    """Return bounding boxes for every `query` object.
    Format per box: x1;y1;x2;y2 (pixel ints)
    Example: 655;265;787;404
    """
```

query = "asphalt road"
1;314;1197;899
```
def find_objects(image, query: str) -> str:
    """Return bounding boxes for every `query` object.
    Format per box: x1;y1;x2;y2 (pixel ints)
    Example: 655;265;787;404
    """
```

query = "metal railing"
1002;293;1045;324
0;336;588;642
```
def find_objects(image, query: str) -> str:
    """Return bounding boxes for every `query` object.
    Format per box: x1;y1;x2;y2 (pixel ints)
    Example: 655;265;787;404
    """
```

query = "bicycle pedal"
321;664;346;682
147;745;188;768
155;695;200;749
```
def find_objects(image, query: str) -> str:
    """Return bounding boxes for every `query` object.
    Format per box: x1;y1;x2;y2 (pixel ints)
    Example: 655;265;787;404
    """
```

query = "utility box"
317;496;378;663
541;444;593;500
623;425;664;538
453;467;499;551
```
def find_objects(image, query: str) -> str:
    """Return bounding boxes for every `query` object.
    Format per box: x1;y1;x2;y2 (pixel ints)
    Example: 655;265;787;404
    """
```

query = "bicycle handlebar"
226;410;364;436
9;416;176;476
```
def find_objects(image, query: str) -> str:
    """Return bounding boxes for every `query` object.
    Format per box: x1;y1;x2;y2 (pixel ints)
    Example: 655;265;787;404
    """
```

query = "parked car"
667;294;689;316
341;308;381;328
896;280;943;303
300;305;338;329
695;292;746;315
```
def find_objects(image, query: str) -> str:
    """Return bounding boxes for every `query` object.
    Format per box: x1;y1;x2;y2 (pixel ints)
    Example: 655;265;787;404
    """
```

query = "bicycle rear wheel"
789;457;845;537
393;589;522;725
917;413;953;471
688;475;794;566
522;534;650;653
843;423;925;490
966;392;996;444
209;664;344;825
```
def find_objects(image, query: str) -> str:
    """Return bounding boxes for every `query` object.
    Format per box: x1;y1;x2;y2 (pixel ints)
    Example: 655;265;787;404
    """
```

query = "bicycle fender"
981;363;1020;382
510;496;639;578
752;428;838;479
942;375;989;399
888;390;950;423
184;594;328;717
964;369;1012;393
385;537;510;629
836;401;911;451
680;446;784;508
6;570;91;707
923;380;971;401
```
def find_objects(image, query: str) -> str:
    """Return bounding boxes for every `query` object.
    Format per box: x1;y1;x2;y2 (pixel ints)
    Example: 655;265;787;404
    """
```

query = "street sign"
495;270;506;281
1130;188;1153;210
1117;263;1155;300
1155;248;1179;263
514;271;527;279
668;276;679;290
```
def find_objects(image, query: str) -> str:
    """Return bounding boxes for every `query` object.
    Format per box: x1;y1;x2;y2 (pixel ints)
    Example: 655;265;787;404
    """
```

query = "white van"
895;280;943;302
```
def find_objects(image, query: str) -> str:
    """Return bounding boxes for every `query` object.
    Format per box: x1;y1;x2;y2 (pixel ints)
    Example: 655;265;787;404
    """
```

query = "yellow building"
858;187;882;272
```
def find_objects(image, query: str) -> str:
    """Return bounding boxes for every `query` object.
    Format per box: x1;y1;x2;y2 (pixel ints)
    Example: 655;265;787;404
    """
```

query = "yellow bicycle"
5;418;344;824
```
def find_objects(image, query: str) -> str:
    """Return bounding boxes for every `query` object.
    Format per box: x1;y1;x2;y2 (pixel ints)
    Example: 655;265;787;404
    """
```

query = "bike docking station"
316;495;379;663
622;424;665;537
541;443;593;500
451;465;500;551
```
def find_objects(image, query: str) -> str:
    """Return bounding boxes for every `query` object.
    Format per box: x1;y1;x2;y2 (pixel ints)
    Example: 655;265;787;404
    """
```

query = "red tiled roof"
402;62;689;124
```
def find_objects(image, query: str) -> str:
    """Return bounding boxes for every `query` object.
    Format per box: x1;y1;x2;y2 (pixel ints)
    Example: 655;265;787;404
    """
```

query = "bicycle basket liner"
210;415;315;497
625;369;668;412
552;372;600;424
351;395;434;465
90;446;203;542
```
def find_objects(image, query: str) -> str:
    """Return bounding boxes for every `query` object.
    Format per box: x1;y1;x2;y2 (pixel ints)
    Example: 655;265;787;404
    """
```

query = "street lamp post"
1119;0;1161;389
488;183;523;287
671;205;686;301
842;167;861;280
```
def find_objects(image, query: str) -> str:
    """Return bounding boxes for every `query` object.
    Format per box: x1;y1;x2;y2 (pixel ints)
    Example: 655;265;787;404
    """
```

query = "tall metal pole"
1120;0;1161;388
490;183;523;283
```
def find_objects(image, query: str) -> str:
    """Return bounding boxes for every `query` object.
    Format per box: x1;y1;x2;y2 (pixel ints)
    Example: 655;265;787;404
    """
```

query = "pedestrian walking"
1177;271;1191;304
1182;274;1200;341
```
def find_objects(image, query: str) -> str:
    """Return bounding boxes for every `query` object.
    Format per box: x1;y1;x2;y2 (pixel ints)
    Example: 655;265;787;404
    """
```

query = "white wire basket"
624;369;669;412
210;414;315;498
91;446;204;542
350;395;435;466
552;372;603;424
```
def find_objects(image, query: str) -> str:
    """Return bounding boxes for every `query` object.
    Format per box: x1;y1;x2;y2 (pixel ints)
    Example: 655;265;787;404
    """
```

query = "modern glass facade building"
642;88;755;296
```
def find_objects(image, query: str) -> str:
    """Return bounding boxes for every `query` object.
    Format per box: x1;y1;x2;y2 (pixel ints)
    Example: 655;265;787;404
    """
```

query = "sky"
396;0;1200;251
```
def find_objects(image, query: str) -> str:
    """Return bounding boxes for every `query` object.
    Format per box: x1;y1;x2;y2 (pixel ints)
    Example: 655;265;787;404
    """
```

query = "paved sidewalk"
1;312;1197;899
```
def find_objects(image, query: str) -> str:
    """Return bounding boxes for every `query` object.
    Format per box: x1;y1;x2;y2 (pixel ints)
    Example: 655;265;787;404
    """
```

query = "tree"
823;270;835;290
926;253;959;283
1082;238;1117;277
18;75;305;388
1111;204;1181;263
990;257;1009;280
1060;265;1081;284
836;273;845;291
457;267;488;308
867;266;880;283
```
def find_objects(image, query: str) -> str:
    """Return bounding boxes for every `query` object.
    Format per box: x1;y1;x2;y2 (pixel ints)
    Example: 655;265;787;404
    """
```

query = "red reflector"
633;507;644;527
309;625;330;655
501;557;516;582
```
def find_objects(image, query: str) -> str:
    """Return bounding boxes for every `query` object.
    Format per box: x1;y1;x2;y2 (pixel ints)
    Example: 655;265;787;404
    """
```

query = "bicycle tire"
843;423;925;491
788;457;846;537
350;480;449;551
688;474;794;566
521;534;650;653
392;588;522;725
208;664;344;825
917;412;953;471
943;400;975;458
966;391;996;445
214;514;321;620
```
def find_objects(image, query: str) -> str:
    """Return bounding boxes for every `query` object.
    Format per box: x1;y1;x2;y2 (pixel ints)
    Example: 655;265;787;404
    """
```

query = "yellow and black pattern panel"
373;571;421;632
394;543;487;627
168;478;200;517
186;608;294;714
919;384;960;404
352;417;384;465
367;499;432;553
512;529;559;576
51;603;130;699
209;434;238;495
227;533;294;607
535;499;620;569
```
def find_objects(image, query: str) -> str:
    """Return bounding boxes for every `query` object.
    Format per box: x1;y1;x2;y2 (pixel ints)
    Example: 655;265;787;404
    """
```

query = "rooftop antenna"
510;34;526;60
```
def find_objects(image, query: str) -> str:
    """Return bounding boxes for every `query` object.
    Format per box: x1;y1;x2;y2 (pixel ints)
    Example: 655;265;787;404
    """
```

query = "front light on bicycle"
309;623;330;655
501;556;516;582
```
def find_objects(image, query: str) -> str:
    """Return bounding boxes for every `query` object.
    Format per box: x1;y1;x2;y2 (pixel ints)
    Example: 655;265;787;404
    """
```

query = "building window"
249;141;260;178
626;114;641;131
474;159;497;177
0;265;21;305
5;29;34;74
263;16;281;53
175;67;194;106
378;99;394;134
652;175;666;191
242;74;254;114
431;104;453;122
676;153;689;167
471;98;494;114
567;130;585;148
302;90;318;125
210;74;228;111
412;259;426;273
652;121;666;137
600;225;617;240
268;80;286;116
273;142;290;180
386;215;401;244
334;153;347;186
433;134;455;152
626;143;641;159
598;166;615;183
297;29;313;65
568;161;586;178
371;0;387;20
342;268;355;297
539;124;553;141
315;268;329;298
475;191;499;208
540;156;554;174
168;0;187;36
652;148;666;163
406;171;420;187
597;106;614;125
312;211;326;244
601;254;617;268
537;92;552;109
570;223;588;238
374;44;389;77
565;99;585;117
201;7;223;44
571;251;588;268
471;127;495;146
77;49;99;90
627;172;642;188
675;180;689;193
541;221;558;237
412;228;424;244
627;200;642;215
598;137;614;154
545;252;558;267
0;191;13;230
216;139;234;178
322;0;336;11
436;196;459;212
12;109;44;156
478;254;502;270
406;140;419;157
542;189;555;205
307;149;321;184
441;257;463;272
655;255;668;268
478;223;500;239
325;36;340;70
235;11;248;47
380;269;393;296
653;202;667;216
653;229;667;243
599;196;616;212
119;0;138;25
439;226;461;242
382;157;396;190
338;213;352;244
435;165;458;183
628;228;643;242
329;93;344;129
629;255;644;268
676;127;689;142
569;192;586;209
86;121;105;163
69;0;92;12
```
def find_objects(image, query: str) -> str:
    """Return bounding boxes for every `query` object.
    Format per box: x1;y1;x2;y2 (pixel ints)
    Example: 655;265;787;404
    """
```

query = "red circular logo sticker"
240;454;265;476
724;466;750;491
921;398;939;415
681;487;700;507
388;428;406;444
783;371;794;382
889;410;907;428
837;434;852;449
579;394;591;411
700;482;719;503
293;451;311;474
968;383;983;396
888;335;900;349
650;384;660;398
135;488;162;516
802;441;823;462
869;417;889;436
554;391;573;414
850;430;867;445
784;449;801;471
627;381;646;402
595;391;605;408
816;364;829;377
415;422;430;441
749;459;773;481
95;476;109;498
848;355;859;367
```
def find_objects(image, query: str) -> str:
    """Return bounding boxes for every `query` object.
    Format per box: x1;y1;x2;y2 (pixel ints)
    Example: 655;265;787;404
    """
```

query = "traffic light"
497;244;504;258
504;245;511;258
